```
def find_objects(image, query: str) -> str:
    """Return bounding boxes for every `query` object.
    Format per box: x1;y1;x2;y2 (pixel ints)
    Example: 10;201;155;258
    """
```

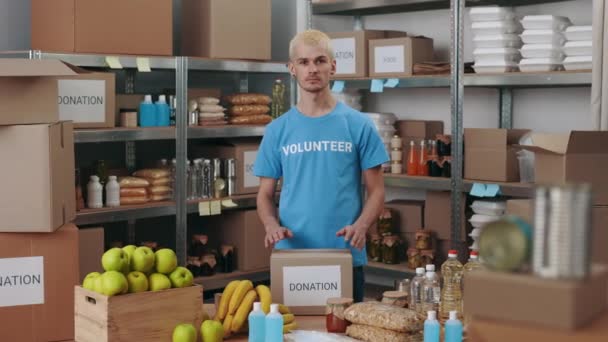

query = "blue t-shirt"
253;102;389;267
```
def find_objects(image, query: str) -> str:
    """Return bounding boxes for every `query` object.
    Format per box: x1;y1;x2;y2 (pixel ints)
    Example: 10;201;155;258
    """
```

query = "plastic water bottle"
265;303;283;342
445;310;463;342
190;159;200;200
139;95;156;127
105;175;120;207
440;250;464;319
87;175;103;209
463;250;483;325
423;310;440;342
421;264;441;314
248;302;265;342
155;95;170;126
410;267;426;314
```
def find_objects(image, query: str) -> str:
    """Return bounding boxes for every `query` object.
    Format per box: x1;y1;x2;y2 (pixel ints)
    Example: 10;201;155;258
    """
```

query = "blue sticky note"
370;79;384;93
331;80;345;93
484;184;501;197
384;78;400;88
470;183;487;197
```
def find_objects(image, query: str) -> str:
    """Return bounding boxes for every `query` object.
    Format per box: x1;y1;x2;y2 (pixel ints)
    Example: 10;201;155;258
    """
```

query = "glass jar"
377;208;393;236
326;298;353;333
407;248;422;269
442;156;452;178
368;234;383;262
415;230;431;250
382;235;400;264
420;249;435;266
381;291;408;308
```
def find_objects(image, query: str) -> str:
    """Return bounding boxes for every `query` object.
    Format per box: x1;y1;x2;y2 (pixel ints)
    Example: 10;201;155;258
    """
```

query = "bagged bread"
198;97;220;105
228;114;272;125
199;112;226;119
119;196;149;205
229;104;270;116
133;169;170;179
148;185;172;195
224;93;271;105
199;119;228;126
344;302;422;333
198;104;225;113
119;177;150;188
346;324;423;342
148;177;171;186
120;188;147;197
150;193;171;202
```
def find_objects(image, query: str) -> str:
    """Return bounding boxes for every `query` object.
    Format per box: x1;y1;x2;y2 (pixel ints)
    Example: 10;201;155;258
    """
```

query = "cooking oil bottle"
463;250;483;325
440;250;463;320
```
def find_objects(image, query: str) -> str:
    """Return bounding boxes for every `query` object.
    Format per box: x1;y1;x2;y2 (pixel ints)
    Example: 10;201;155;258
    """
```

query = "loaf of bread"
229;104;270;116
344;302;422;333
133;169;170;179
149;193;171;202
198;97;220;105
198;104;225;113
148;185;172;196
147;177;171;186
228;114;272;125
346;324;423;342
120;188;147;197
119;177;150;189
224;93;271;105
119;196;149;205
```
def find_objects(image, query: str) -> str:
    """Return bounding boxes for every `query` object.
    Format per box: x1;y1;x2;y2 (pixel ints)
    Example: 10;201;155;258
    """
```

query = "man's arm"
257;177;293;248
336;165;385;250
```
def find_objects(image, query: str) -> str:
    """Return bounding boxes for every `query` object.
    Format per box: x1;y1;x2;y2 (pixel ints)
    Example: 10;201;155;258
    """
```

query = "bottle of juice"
407;140;418;176
440;250;464;319
418;140;429;176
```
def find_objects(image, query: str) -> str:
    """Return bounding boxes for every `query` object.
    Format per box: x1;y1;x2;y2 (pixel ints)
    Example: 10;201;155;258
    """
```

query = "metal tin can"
225;158;236;196
201;159;213;199
212;158;222;180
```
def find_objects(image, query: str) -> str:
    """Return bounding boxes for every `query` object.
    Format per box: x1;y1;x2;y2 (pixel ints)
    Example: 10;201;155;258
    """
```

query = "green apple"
154;248;177;274
131;246;155;273
169;266;194;288
101;248;130;273
82;272;101;291
122;245;137;264
172;323;197;342
93;273;105;294
127;271;149;293
200;319;224;342
148;273;171;291
101;271;128;296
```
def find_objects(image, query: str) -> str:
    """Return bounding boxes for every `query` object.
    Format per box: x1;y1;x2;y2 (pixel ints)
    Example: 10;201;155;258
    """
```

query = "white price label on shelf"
0;256;44;307
199;201;211;216
210;200;222;215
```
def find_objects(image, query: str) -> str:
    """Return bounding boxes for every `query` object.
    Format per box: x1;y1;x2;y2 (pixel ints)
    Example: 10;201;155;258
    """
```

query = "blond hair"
289;30;334;61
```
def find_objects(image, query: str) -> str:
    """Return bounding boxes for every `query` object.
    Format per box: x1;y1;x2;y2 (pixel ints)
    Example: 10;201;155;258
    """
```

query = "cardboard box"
57;71;116;128
506;199;533;225
369;37;434;78
75;285;203;342
465;128;530;182
384;200;425;233
518;131;608;205
213;210;271;271
31;0;76;52
0;122;75;232
328;30;392;78
396;120;444;170
194;139;261;195
464;265;608;330
0;224;79;342
469;313;608;342
425;191;466;241
592;206;608;265
270;249;353;315
78;227;104;281
182;0;271;60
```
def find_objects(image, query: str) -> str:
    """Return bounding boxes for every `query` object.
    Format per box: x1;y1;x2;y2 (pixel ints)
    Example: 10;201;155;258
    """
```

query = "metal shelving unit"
194;268;270;291
74;201;176;225
188;125;266;139
74;127;176;143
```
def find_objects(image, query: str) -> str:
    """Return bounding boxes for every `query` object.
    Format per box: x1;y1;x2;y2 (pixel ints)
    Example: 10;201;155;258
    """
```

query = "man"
254;29;388;302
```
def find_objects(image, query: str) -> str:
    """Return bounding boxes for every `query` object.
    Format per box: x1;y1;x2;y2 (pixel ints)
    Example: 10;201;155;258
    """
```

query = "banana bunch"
215;280;298;337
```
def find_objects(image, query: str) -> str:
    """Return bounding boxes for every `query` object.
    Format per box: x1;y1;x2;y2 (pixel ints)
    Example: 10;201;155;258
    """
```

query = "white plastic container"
521;44;564;59
471;201;506;216
469;214;501;229
473;47;521;63
564;56;592;71
564;25;593;41
563;41;593;57
473;60;519;74
521;30;566;45
87;175;103;209
521;15;571;31
472;21;522;35
105;175;121;207
519;58;564;72
473;34;522;49
469;6;515;22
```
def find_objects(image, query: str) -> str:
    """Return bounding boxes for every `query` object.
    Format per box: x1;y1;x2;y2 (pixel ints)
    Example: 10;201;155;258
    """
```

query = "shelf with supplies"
186;193;279;215
188;125;266;139
74;200;176;225
313;0;574;16
194;268;270;291
332;71;591;90
74;127;176;143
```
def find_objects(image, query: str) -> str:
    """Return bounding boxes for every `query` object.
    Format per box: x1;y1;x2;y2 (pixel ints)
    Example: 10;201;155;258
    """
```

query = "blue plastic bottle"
265;303;283;342
424;310;440;342
139;95;156;127
155;94;170;126
248;302;265;342
445;310;463;342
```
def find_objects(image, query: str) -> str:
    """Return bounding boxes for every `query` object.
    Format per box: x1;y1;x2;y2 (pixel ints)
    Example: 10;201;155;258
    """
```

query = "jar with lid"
377;208;393;236
407;248;422;269
382;235;400;264
368;234;383;262
420;249;435;266
381;291;408;308
415;230;431;250
326;298;353;333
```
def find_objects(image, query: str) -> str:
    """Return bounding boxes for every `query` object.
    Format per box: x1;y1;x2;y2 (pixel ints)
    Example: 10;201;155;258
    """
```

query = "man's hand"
265;224;294;248
336;223;368;250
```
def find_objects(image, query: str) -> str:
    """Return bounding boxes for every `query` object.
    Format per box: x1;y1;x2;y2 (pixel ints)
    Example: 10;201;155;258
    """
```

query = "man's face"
289;42;336;93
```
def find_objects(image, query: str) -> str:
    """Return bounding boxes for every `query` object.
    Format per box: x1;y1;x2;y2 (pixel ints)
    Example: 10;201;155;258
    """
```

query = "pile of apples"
82;246;194;296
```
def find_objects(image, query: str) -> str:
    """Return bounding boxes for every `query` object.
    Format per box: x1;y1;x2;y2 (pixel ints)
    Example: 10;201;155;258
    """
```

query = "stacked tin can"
390;135;403;174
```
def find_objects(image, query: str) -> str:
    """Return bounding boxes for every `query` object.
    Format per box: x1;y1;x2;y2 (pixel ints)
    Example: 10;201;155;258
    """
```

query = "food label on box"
244;150;259;188
283;265;341;306
0;256;44;307
332;38;356;74
58;79;106;123
375;45;405;73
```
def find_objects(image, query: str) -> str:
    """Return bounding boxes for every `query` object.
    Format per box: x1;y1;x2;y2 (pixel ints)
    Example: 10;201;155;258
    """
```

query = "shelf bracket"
175;57;189;266
499;87;513;129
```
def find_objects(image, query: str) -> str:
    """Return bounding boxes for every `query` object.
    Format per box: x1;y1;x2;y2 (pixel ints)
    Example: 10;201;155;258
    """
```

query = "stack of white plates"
469;201;506;251
470;7;522;74
519;15;571;72
563;25;593;71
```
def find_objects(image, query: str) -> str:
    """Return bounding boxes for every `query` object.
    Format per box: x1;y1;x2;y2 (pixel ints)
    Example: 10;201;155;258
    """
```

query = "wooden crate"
75;285;203;342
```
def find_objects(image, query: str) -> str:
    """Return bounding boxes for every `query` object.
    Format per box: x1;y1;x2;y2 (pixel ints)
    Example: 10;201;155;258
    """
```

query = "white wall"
0;0;30;51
